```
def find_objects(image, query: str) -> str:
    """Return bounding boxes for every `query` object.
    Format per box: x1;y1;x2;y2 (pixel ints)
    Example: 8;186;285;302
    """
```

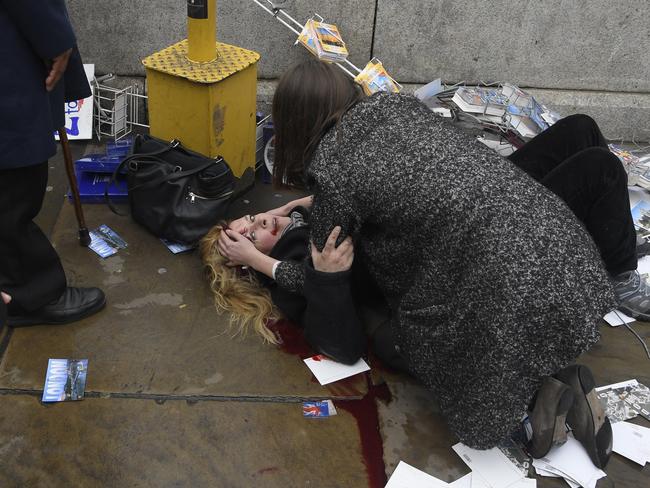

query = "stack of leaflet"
610;144;650;189
297;18;349;63
417;82;561;155
70;138;131;203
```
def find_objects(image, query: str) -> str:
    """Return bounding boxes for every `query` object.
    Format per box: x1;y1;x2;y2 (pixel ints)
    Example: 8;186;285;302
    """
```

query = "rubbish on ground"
596;379;642;423
603;310;635;327
611;421;650;466
415;81;561;156
385;461;473;487
303;354;370;385
160;239;196;254
42;359;89;403
302;400;337;418
532;435;606;488
452;442;535;488
88;225;127;258
611;144;650;189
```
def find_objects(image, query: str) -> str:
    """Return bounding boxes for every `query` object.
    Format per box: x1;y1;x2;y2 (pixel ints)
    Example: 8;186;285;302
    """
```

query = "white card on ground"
603;310;635;327
449;473;473;488
452;443;524;488
385;461;450;488
611;421;650;466
595;378;638;392
303;354;370;385
637;255;650;275
532;435;606;488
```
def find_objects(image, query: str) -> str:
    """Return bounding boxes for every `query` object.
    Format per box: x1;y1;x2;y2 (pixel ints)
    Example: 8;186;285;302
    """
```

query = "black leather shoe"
527;376;574;459
7;287;106;327
555;365;613;469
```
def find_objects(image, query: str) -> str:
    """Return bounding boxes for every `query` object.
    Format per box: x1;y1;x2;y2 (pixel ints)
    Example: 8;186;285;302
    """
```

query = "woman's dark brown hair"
272;59;364;188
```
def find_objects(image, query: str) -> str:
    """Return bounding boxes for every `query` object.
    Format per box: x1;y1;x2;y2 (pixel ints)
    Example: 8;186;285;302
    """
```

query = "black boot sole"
7;296;106;328
556;365;613;469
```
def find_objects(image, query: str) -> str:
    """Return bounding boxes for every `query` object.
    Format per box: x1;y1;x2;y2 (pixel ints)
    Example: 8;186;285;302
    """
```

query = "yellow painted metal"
187;0;217;63
143;39;260;177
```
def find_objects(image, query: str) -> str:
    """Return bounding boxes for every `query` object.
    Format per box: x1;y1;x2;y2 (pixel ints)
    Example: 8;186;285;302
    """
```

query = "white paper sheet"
603;310;635;327
385;461;450;488
611;421;650;466
595;379;638;392
532;435;606;488
452;444;524;488
303;355;370;385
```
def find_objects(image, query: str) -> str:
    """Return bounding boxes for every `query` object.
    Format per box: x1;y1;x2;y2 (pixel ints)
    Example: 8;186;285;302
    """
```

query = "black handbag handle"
105;138;182;216
128;157;227;193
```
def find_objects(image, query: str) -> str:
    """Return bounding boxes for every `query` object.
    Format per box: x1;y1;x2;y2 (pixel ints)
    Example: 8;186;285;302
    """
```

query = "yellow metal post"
142;1;260;177
187;0;217;63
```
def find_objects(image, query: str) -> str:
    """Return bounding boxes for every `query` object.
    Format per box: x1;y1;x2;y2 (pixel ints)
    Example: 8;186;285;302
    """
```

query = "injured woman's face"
228;212;291;254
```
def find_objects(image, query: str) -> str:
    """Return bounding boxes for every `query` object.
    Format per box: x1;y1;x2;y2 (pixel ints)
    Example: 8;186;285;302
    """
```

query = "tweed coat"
275;93;617;448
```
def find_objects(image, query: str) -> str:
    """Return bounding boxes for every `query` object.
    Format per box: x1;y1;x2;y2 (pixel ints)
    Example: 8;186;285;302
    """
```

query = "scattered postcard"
161;238;196;254
89;230;118;258
88;225;127;258
302;400;337;418
42;359;89;403
532;435;606;488
452;443;526;488
596;379;650;422
95;224;127;249
303;354;370;385
603;310;635;327
385;461;452;488
611;421;650;466
623;382;650;421
498;438;532;477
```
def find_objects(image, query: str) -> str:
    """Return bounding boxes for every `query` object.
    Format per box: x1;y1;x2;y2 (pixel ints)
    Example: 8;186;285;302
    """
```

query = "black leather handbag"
107;134;250;244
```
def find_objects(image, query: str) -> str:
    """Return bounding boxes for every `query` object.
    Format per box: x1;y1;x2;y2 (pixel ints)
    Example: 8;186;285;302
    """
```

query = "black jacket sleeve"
302;264;366;365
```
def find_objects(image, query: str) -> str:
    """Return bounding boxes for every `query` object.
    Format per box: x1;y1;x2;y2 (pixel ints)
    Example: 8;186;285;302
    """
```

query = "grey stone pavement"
0;141;648;487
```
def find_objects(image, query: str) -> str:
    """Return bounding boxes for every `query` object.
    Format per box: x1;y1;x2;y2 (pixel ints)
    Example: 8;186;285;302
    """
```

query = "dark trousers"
0;162;66;312
508;114;637;276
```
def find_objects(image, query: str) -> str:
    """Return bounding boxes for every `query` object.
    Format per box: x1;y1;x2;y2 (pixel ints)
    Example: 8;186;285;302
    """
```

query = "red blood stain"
255;467;279;476
267;319;315;359
269;319;392;487
335;375;392;488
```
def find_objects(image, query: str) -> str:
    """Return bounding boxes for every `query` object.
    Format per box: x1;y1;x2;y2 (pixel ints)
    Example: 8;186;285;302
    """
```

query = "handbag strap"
105;139;181;215
128;157;225;193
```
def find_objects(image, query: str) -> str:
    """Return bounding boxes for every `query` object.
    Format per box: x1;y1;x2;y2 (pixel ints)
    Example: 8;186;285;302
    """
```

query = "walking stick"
58;128;91;247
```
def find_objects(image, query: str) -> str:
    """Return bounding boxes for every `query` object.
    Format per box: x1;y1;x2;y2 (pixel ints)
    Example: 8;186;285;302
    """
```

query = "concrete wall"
67;0;650;141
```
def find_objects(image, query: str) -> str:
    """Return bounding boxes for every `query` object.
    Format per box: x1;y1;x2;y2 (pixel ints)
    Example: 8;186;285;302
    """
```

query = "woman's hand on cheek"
311;226;354;273
217;230;262;267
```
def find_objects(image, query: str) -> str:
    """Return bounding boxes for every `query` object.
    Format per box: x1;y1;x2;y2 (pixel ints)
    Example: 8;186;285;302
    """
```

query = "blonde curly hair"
199;224;281;344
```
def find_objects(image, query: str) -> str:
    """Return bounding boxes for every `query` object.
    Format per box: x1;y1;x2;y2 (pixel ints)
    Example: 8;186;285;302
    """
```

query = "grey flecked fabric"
276;93;617;449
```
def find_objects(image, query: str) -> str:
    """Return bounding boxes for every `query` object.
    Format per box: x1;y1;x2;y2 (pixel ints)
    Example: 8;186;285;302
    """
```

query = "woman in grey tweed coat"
222;61;618;450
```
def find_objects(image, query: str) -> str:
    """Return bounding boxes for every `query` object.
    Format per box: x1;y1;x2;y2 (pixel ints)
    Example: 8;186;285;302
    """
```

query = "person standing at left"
0;1;105;328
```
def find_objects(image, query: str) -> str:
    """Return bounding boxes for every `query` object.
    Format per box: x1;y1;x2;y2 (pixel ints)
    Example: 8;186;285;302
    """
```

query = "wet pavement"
0;142;648;487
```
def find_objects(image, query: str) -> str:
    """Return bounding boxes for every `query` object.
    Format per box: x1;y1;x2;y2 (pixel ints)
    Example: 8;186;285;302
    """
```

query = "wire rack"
93;74;149;141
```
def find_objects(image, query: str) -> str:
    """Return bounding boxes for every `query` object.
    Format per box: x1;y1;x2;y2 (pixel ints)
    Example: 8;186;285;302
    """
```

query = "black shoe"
555;365;613;469
7;287;106;327
527;376;574;459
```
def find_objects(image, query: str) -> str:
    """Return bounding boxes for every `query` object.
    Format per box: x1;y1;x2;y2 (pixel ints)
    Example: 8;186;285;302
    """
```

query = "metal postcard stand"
93;74;149;141
251;0;401;92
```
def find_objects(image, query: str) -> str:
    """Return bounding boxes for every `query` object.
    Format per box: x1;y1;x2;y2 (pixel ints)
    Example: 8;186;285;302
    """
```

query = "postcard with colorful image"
303;400;337;418
42;359;89;403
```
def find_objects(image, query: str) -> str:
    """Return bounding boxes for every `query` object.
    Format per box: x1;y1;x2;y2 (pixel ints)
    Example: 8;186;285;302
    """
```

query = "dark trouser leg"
509;114;636;275
0;162;66;312
538;148;637;275
508;114;608;181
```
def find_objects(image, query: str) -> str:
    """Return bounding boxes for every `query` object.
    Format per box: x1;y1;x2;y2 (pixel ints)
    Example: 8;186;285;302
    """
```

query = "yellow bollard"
142;0;260;177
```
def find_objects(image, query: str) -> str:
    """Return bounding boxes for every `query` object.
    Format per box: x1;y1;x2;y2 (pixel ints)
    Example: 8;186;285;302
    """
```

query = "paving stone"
0;204;365;400
0;395;367;487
